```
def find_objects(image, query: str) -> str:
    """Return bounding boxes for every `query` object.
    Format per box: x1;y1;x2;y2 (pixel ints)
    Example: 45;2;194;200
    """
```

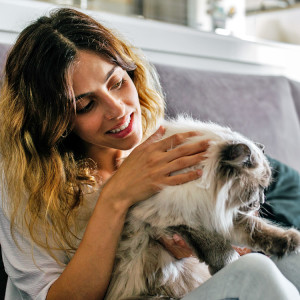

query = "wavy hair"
0;8;164;259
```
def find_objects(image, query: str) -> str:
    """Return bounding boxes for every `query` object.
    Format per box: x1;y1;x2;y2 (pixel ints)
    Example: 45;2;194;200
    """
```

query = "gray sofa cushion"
0;43;10;82
289;79;300;127
155;64;300;173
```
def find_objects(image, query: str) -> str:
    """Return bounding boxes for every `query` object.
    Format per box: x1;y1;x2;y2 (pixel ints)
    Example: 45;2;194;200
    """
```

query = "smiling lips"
106;113;134;138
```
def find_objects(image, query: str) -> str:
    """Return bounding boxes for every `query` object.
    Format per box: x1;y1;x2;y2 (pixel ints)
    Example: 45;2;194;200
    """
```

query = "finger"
163;152;207;175
173;234;194;253
158;131;202;152
164;169;203;186
173;234;187;248
140;126;166;148
166;139;210;162
158;236;176;250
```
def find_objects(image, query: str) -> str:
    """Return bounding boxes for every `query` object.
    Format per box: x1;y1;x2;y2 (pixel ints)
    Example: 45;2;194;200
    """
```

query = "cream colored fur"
102;116;300;300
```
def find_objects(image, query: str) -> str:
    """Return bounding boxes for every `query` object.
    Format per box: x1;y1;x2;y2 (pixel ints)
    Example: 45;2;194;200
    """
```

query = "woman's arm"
47;127;208;300
47;193;127;300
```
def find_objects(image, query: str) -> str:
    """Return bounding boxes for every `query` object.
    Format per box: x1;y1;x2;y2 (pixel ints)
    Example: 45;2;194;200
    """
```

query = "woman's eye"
76;100;94;114
112;79;126;90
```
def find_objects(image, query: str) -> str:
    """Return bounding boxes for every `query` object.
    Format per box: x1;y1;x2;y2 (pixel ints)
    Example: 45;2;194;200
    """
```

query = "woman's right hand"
100;126;209;211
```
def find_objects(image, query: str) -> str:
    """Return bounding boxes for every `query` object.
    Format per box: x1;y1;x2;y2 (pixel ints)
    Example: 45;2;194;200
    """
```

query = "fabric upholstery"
289;79;300;127
263;156;300;229
0;43;10;84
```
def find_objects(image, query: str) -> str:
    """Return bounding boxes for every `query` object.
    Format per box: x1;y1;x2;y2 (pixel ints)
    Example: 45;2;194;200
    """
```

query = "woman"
0;8;299;300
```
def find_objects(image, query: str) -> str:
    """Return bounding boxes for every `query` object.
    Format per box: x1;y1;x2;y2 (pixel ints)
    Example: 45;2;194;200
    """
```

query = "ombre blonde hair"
0;8;164;259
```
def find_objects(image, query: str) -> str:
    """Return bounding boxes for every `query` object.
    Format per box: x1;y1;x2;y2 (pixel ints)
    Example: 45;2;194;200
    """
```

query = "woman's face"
71;50;143;153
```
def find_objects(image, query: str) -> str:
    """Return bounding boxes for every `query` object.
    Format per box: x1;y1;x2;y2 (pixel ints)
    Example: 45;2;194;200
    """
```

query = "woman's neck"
85;146;131;182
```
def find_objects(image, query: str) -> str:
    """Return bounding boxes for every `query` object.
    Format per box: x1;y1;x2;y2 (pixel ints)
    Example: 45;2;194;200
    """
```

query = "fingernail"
197;170;203;176
173;234;181;242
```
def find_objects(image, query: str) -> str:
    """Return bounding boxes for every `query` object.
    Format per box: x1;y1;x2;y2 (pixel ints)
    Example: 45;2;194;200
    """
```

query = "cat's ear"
222;143;253;167
255;142;265;153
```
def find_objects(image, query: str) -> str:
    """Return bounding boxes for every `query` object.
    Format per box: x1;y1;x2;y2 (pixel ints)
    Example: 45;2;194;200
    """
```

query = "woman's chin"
120;134;142;150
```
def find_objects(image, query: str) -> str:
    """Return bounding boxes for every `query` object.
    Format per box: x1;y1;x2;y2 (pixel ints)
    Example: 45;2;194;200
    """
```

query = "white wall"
246;6;300;45
1;0;300;81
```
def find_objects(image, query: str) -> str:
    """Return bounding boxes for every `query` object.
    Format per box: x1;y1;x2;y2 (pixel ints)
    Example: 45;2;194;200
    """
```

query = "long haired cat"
104;116;300;300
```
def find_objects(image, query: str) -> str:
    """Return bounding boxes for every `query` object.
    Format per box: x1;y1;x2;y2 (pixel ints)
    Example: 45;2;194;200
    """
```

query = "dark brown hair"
0;8;164;259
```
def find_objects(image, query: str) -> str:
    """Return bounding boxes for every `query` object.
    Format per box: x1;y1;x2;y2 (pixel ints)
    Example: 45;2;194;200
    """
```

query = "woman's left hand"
159;234;196;259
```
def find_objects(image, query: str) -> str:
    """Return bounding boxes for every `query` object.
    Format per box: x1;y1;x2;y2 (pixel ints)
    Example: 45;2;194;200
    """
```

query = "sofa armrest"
289;79;300;127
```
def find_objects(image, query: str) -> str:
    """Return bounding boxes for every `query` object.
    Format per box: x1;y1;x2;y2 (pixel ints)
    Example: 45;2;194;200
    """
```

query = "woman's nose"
103;94;125;120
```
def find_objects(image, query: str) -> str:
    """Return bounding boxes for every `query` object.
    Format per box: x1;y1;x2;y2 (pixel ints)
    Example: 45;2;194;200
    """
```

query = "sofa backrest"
0;43;10;83
155;64;300;173
289;79;300;127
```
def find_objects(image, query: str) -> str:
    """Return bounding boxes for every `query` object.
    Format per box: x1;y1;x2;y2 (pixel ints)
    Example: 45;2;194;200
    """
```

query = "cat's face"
130;118;272;232
215;141;271;214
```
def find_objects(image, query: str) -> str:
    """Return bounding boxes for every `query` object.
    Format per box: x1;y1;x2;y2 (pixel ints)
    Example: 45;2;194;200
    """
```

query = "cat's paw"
284;228;300;253
267;228;300;258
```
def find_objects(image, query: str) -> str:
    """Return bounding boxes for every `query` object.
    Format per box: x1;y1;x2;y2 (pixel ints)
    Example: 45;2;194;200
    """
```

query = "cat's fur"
104;116;300;300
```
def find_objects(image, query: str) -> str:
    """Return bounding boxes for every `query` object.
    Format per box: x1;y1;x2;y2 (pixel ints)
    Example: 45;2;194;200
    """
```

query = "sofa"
1;41;300;298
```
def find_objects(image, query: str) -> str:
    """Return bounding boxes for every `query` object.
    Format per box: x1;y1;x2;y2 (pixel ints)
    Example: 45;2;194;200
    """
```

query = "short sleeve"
0;205;66;300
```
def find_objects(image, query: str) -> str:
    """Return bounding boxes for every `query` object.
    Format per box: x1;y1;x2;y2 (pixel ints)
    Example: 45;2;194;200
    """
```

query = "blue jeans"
182;252;300;300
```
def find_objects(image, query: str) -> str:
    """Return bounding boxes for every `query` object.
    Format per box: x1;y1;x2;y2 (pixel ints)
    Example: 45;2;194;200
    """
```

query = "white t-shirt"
0;205;66;299
0;188;98;299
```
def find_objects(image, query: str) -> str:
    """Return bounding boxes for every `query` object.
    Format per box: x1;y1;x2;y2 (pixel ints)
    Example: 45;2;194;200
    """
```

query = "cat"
104;116;300;300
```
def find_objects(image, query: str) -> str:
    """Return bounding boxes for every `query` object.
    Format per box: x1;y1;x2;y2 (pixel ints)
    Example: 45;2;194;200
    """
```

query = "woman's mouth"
106;113;134;138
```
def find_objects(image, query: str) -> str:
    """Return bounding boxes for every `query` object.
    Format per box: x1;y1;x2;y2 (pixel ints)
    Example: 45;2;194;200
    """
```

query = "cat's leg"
105;220;164;299
167;225;239;274
111;229;195;299
232;215;300;257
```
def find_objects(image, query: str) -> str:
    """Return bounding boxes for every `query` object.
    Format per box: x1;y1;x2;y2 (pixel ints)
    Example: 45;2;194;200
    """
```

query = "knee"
232;253;300;299
234;253;278;278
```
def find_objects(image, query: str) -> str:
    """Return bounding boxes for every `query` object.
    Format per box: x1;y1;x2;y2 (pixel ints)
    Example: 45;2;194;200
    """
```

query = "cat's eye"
243;154;255;168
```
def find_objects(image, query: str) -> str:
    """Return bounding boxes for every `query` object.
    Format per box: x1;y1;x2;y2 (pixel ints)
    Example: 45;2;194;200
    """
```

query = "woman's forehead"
72;51;122;95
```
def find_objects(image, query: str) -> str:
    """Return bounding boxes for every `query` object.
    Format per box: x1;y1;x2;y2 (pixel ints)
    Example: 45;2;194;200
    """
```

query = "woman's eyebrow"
105;65;119;82
75;66;119;101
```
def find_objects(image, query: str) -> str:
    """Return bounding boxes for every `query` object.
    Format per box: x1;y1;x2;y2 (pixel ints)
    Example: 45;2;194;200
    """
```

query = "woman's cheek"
73;114;103;139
